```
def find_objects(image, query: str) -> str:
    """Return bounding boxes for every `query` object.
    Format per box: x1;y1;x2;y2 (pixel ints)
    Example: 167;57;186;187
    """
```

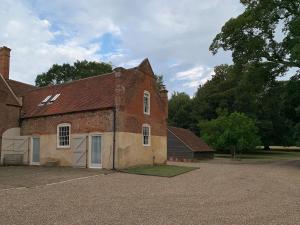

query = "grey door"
32;137;40;164
90;136;101;168
72;136;87;167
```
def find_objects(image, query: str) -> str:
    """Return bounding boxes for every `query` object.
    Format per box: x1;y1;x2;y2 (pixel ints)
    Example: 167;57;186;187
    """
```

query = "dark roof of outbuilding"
168;126;214;152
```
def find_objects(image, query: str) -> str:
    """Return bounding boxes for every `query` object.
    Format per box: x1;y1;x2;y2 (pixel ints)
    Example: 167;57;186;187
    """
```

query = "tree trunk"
231;147;236;159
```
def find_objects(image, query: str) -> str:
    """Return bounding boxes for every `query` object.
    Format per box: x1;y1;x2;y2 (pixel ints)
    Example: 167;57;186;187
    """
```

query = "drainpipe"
112;107;116;170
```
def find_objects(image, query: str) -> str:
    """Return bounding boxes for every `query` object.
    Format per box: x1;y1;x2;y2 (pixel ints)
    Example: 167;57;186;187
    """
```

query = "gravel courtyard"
0;160;299;225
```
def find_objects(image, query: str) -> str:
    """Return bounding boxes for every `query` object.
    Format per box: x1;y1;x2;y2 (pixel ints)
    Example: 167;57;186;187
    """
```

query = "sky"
0;0;243;96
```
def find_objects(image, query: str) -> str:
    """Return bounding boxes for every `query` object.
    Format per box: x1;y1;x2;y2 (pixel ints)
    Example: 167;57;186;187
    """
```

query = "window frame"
143;91;150;115
142;124;151;146
57;123;71;148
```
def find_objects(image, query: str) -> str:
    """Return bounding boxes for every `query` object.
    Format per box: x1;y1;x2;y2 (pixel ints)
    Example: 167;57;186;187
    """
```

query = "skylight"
50;93;61;102
41;95;52;103
38;93;61;106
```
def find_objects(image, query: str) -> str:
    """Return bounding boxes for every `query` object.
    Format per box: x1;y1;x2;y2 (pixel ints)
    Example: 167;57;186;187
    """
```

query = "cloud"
174;66;214;88
0;0;242;94
0;0;111;84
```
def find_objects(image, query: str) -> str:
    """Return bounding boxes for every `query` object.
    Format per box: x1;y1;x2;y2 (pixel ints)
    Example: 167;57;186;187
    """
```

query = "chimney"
160;85;168;119
0;46;11;80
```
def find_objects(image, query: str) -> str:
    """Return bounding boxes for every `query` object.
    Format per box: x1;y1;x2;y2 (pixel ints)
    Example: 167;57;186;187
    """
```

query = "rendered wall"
20;110;115;168
116;132;167;169
33;132;114;168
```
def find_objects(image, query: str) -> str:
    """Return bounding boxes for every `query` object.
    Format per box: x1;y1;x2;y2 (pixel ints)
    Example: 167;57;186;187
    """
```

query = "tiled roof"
8;79;36;97
168;126;214;152
21;73;116;118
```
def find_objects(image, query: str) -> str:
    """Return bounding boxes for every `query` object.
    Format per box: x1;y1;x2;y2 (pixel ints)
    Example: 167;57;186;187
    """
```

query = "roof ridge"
0;74;22;106
8;79;36;87
26;71;117;93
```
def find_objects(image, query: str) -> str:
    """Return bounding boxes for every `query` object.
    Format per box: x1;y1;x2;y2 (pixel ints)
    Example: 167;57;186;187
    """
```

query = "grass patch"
123;165;198;177
215;150;300;161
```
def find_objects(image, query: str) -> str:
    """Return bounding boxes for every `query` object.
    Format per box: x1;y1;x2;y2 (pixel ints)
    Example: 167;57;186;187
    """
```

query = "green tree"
200;112;261;157
154;74;165;90
168;92;196;130
193;64;238;121
210;0;300;78
35;60;113;87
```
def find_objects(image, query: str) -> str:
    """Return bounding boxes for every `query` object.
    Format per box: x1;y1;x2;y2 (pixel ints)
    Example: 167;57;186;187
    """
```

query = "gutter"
112;107;116;170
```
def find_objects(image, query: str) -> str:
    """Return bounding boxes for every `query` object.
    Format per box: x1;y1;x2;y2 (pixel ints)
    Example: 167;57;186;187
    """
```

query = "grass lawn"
215;150;300;161
122;165;198;177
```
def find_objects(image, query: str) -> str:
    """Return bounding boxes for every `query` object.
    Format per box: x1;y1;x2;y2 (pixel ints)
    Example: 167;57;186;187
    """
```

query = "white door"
90;135;102;168
31;137;40;165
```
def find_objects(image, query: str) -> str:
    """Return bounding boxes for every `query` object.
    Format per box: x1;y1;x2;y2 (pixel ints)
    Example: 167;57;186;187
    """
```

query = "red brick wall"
116;66;168;136
0;78;21;155
21;109;114;135
0;78;21;135
19;61;167;138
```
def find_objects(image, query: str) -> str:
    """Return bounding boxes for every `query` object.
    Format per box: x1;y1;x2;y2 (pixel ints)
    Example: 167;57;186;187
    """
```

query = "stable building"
0;46;168;169
167;126;214;160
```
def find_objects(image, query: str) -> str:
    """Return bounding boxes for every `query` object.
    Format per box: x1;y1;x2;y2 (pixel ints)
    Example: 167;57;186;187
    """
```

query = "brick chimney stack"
0;46;11;80
160;85;168;119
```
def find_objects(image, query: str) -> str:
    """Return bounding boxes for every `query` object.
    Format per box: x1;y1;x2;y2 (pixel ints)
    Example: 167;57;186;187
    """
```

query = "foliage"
154;74;165;90
193;64;238;121
200;112;261;156
168;92;197;131
35;60;113;87
210;0;300;78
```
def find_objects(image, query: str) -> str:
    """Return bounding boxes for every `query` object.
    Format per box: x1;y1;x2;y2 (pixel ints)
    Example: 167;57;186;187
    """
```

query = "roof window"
49;93;61;103
38;93;61;106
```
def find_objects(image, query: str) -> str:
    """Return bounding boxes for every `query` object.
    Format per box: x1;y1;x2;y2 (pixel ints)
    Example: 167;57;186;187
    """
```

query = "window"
142;124;151;146
57;123;71;148
49;93;61;103
39;93;61;106
143;91;150;115
39;95;52;106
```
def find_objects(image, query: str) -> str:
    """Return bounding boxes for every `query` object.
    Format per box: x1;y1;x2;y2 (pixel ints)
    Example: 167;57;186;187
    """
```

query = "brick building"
0;46;168;169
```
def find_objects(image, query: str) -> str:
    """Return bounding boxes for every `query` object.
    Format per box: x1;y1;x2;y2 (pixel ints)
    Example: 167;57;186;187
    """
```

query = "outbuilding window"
57;123;71;148
143;91;150;115
142;124;151;146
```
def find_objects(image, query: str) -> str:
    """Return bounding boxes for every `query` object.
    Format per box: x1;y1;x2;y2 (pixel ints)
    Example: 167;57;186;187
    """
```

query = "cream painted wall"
116;132;167;169
32;132;114;168
1;127;30;164
2;127;21;137
1;128;167;169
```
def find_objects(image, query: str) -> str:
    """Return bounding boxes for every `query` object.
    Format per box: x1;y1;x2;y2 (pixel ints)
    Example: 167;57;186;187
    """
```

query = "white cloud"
0;0;110;84
0;0;242;94
174;66;213;88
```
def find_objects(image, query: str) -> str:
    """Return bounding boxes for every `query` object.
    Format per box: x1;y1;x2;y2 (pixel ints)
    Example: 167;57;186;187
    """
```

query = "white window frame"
143;91;150;115
142;124;151;146
88;133;103;169
57;123;71;148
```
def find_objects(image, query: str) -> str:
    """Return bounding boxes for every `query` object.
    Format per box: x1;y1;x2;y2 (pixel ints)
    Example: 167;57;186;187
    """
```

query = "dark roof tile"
168;126;214;152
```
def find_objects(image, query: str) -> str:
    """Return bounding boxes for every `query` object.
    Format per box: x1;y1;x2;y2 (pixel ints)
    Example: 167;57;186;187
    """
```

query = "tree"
200;112;261;157
35;60;113;87
193;64;238;121
168;92;196;130
154;74;165;90
210;0;300;78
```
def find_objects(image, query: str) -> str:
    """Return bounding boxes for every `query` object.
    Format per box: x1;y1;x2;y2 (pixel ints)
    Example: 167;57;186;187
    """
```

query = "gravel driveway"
0;160;299;225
